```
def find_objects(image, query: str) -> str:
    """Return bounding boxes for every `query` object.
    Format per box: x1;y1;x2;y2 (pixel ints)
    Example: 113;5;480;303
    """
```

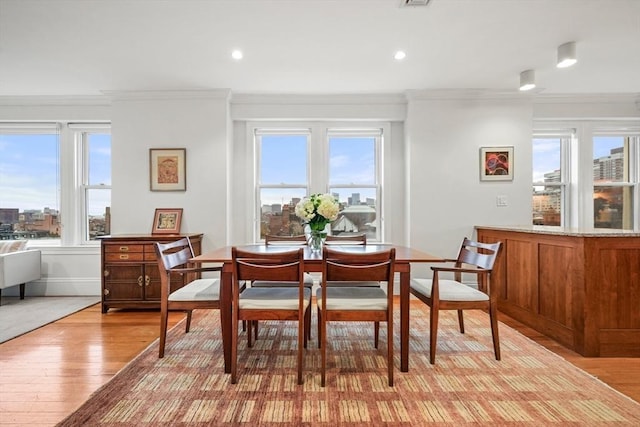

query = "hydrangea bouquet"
294;193;339;251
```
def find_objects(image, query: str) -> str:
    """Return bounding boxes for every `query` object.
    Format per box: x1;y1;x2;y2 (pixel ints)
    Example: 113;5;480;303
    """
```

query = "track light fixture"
519;69;535;91
557;41;577;68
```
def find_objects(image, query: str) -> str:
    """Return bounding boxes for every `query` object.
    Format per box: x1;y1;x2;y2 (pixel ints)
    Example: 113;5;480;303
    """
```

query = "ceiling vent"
401;0;432;6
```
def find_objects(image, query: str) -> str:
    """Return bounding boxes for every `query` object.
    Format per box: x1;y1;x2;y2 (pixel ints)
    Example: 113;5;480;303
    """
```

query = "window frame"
592;131;639;230
250;122;386;243
531;128;573;228
72;124;112;244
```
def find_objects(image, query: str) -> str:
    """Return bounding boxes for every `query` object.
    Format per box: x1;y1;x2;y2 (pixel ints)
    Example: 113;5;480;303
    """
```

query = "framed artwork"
152;208;183;234
480;146;514;181
149;148;186;191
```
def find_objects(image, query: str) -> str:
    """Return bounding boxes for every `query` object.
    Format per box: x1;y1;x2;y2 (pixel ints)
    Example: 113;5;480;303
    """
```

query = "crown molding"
230;93;407;106
405;89;531;101
103;89;231;101
0;95;110;106
533;93;640;106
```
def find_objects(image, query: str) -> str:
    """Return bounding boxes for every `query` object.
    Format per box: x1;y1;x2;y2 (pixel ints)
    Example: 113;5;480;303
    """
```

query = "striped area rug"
58;305;640;426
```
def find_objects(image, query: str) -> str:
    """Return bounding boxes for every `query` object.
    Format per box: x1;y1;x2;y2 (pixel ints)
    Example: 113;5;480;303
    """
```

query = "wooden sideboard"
476;226;640;357
99;234;203;313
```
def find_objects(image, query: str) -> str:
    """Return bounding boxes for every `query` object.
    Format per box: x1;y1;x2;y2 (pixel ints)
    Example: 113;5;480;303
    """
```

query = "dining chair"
318;246;396;386
154;237;223;358
249;234;314;341
410;237;502;364
324;233;367;245
231;247;311;385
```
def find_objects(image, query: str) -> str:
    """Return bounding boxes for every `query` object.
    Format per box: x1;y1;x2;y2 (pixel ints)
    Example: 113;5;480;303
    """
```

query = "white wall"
405;92;533;277
110;90;231;253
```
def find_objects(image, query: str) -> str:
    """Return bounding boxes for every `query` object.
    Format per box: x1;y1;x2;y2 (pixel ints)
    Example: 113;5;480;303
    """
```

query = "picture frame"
152;208;183;235
480;146;514;181
149;148;186;191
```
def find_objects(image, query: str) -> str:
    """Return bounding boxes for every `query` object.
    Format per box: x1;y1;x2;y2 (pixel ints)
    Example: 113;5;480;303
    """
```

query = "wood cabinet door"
103;264;145;301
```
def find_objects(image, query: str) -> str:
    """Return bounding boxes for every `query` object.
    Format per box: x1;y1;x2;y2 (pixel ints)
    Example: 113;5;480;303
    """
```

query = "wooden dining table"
190;243;442;374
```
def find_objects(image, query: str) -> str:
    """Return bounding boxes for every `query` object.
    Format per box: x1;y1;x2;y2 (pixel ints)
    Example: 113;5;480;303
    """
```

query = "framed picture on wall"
152;208;183;234
149;148;186;191
480;146;514;181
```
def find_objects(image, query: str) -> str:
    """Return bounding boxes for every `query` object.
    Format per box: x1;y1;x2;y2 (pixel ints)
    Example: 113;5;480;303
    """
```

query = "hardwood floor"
0;300;638;427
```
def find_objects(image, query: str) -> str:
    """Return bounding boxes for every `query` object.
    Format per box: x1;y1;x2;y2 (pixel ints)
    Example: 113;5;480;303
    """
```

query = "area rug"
58;305;640;426
0;296;100;343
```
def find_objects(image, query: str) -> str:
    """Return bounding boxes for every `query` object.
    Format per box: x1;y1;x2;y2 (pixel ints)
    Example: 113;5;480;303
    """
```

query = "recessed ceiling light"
231;49;243;60
394;50;407;61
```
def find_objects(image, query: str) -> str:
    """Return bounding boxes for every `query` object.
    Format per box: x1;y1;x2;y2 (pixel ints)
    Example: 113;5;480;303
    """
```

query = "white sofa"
0;241;42;304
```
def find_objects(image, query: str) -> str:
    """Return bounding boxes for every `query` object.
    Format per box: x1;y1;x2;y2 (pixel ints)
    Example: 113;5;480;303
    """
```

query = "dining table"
189;243;443;374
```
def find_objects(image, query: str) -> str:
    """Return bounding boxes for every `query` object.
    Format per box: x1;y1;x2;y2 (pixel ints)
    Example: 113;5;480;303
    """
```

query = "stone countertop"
475;225;640;237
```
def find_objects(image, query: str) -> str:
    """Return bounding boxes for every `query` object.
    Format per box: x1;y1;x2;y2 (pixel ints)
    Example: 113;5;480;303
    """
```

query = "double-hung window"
254;124;384;242
0;122;111;245
0;124;61;241
592;131;639;230
532;129;572;227
72;125;112;242
328;129;381;241
256;129;310;239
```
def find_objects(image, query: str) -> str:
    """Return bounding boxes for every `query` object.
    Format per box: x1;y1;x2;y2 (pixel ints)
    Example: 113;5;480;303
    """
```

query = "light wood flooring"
0;299;638;427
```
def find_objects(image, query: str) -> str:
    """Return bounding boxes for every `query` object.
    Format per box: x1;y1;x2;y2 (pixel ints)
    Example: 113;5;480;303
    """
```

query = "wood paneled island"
476;226;640;357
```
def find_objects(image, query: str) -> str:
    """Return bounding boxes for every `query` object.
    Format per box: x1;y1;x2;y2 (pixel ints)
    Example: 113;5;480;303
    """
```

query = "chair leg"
489;304;501;360
374;321;379;349
298;313;304;385
242;320;247;332
254;320;259;340
320;310;327;387
247;320;253;348
231;314;239;384
303;306;310;349
387;317;393;387
317;309;322;349
185;310;193;333
457;310;465;334
159;306;168;358
19;283;26;299
429;306;439;365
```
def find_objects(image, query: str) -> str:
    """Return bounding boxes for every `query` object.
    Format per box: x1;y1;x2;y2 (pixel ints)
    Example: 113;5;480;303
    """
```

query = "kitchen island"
476;225;640;357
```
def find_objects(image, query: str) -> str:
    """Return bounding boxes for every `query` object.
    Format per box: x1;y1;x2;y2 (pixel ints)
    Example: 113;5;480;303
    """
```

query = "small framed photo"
152;208;183;235
480;146;514;181
149;148;186;191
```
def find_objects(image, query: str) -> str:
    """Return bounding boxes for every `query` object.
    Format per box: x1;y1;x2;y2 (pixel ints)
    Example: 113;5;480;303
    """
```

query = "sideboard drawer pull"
119;246;130;252
119;254;129;260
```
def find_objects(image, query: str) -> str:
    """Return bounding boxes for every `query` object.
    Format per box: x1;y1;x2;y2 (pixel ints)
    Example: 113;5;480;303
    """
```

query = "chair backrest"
322;246;395;284
324;234;367;245
232;247;305;283
456;238;501;271
264;234;308;246
155;237;194;273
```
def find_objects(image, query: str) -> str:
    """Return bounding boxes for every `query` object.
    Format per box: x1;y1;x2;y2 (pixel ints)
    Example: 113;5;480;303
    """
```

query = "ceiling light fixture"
519;69;536;91
557;41;577;68
231;49;243;60
394;50;407;60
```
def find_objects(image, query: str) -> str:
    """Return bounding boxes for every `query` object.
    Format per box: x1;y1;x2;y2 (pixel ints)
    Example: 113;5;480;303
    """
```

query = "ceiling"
1;0;639;97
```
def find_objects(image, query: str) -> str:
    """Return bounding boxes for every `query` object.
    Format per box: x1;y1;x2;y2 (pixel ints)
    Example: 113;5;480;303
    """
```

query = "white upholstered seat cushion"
326;280;382;287
316;286;388;310
239;287;311;310
410;278;489;302
168;278;220;302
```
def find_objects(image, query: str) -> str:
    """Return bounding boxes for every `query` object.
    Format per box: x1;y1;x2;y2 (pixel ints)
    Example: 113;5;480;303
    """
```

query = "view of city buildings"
0;207;110;240
261;192;376;239
533;146;627;228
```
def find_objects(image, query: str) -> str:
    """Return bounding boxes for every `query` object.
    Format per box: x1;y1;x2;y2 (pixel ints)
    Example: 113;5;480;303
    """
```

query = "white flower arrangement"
295;193;339;233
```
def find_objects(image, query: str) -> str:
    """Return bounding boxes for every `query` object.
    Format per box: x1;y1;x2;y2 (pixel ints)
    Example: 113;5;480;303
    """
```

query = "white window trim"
248;121;389;243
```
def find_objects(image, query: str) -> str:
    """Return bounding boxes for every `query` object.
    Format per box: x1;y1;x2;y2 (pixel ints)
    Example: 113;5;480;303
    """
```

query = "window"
75;127;111;241
328;130;381;241
0;122;111;245
257;130;309;238
0;125;61;241
532;131;571;226
254;124;384;242
593;134;638;230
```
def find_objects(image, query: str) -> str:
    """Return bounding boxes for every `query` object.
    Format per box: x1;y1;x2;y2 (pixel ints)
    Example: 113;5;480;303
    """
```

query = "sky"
532;135;624;183
260;134;377;207
0;133;111;216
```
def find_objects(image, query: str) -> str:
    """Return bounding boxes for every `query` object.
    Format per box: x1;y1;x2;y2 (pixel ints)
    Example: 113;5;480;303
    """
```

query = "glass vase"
309;231;324;253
